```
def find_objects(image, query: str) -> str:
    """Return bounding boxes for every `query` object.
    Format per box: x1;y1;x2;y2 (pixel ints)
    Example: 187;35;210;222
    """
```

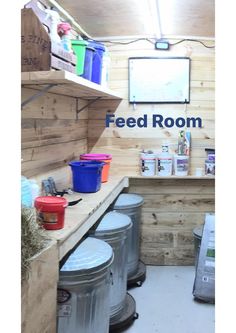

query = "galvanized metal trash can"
89;211;132;324
57;237;113;333
193;225;203;267
113;193;145;286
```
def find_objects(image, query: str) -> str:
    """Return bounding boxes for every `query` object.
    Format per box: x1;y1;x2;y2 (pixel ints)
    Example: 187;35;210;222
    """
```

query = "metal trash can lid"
60;237;113;275
113;193;144;209
92;211;132;234
193;225;203;239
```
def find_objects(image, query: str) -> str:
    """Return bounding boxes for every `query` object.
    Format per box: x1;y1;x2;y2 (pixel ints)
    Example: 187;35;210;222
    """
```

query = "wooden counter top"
46;175;129;260
44;174;214;260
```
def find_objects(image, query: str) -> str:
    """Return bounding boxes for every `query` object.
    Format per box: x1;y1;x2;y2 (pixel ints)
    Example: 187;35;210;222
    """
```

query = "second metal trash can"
89;211;137;329
113;193;145;287
57;237;113;333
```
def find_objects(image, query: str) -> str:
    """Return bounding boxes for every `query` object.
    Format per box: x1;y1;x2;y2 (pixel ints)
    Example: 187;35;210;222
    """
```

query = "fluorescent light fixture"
138;0;161;38
147;0;161;38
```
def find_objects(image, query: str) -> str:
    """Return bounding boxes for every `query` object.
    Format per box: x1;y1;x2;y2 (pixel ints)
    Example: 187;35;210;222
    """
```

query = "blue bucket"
69;160;105;193
81;46;95;81
88;41;106;84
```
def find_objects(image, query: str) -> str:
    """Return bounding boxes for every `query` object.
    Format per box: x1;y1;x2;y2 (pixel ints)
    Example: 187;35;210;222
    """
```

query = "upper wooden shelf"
21;70;123;100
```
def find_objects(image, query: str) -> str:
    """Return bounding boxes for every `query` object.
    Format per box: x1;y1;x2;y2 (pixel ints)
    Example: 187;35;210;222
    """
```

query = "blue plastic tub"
81;46;95;80
69;160;105;193
88;41;105;84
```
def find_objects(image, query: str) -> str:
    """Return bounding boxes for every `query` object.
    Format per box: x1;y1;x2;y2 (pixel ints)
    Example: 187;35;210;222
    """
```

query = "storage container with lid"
157;144;173;176
174;155;189;176
80;44;95;80
71;39;88;75
21;176;32;208
193;225;203;267
89;211;132;323
87;40;106;84
140;151;156;176
113;194;144;279
34;196;68;230
57;237;113;333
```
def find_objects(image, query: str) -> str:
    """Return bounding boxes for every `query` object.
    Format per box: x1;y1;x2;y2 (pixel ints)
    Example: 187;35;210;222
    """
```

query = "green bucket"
71;40;88;76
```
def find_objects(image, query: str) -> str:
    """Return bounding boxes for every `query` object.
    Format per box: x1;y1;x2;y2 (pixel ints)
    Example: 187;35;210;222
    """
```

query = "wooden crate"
21;8;76;74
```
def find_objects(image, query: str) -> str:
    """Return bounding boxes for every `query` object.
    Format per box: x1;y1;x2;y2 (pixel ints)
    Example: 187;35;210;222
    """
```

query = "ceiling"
56;0;215;39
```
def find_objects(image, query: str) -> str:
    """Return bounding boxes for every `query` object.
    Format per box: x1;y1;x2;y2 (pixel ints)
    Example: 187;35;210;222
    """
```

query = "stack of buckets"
71;39;106;84
69;154;112;193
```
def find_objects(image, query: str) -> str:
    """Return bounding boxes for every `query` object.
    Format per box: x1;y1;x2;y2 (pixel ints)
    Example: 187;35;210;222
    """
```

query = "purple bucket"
88;41;105;84
81;46;95;80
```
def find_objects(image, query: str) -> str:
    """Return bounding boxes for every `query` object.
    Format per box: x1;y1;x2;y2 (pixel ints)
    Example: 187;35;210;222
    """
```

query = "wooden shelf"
21;70;123;100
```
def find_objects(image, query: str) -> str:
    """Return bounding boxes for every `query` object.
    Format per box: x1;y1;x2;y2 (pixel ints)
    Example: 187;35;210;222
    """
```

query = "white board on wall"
128;57;190;103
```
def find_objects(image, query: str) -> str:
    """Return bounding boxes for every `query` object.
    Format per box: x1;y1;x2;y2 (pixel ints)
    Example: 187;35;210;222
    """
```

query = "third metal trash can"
193;225;203;267
57;237;113;333
113;193;145;287
89;211;137;330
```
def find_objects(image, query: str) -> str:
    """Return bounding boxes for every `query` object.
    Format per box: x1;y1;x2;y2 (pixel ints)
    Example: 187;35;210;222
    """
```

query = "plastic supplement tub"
174;155;189;176
34;196;68;230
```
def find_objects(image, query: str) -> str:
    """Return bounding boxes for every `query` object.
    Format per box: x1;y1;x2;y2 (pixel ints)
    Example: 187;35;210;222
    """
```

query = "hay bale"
21;206;49;280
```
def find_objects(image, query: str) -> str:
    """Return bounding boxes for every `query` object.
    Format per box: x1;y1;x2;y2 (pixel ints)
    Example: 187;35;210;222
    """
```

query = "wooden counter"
22;174;214;333
44;174;214;260
46;175;129;260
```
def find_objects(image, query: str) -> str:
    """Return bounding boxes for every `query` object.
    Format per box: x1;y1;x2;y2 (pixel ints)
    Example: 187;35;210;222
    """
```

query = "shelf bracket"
21;84;58;109
76;97;102;119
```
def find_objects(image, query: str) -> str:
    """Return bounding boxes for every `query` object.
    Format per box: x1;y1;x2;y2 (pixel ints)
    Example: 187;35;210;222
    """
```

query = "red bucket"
34;196;68;230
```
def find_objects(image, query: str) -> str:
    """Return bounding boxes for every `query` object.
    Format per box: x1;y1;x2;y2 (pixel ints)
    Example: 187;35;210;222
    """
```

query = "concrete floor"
123;266;215;333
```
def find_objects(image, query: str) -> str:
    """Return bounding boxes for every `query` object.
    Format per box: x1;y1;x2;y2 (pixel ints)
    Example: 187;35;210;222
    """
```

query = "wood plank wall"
88;39;215;176
21;88;89;188
88;39;215;265
128;178;215;265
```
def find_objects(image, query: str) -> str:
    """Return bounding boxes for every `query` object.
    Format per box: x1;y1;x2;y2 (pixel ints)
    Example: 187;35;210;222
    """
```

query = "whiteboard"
128;57;190;103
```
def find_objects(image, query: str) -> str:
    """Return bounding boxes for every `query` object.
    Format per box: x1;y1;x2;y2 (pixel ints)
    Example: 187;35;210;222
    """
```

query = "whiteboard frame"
128;57;191;104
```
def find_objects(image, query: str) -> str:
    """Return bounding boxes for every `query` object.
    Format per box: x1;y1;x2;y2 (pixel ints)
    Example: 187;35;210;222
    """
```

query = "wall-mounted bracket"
76;96;102;119
21;84;58;109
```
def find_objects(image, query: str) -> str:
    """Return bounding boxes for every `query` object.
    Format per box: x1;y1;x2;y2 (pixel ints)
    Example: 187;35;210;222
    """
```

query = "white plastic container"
45;8;61;44
174;155;189;176
140;152;156;176
157;145;173;176
21;176;32;207
29;179;40;206
101;47;110;87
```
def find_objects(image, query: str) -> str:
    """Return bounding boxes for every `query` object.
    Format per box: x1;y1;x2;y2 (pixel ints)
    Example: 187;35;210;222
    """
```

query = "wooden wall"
21;88;89;188
87;40;215;264
128;178;215;265
88;39;215;176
